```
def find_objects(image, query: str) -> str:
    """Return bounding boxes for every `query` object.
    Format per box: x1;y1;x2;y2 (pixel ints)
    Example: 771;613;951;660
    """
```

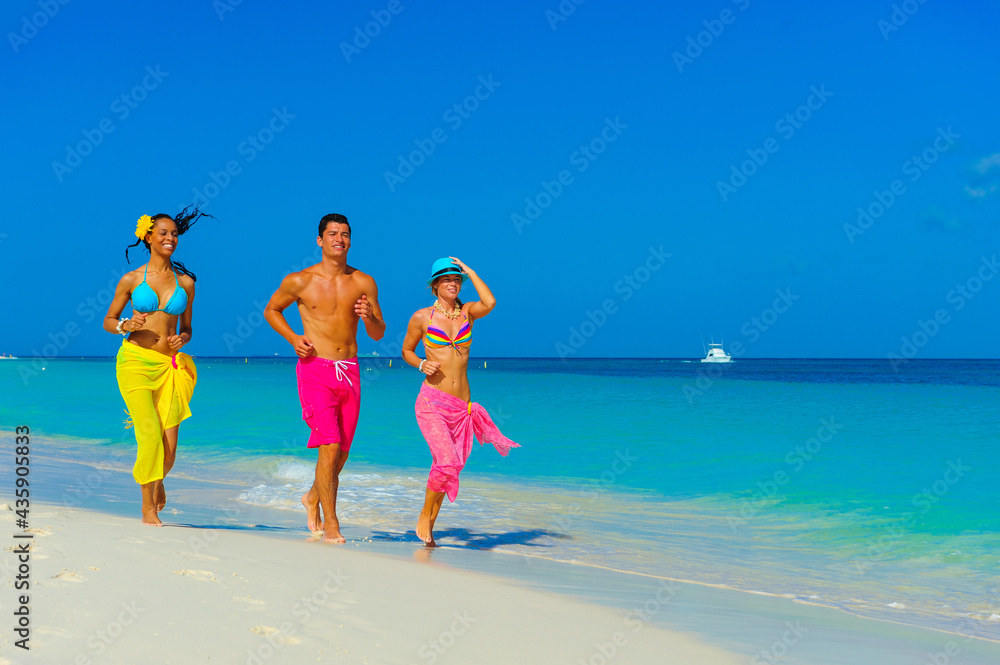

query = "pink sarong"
414;383;520;502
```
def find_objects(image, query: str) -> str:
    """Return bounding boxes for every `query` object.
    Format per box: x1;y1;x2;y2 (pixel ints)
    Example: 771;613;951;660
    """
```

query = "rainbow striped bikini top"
424;309;472;350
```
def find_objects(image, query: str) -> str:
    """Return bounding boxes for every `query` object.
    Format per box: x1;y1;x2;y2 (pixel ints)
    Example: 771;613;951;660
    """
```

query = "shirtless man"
264;213;385;543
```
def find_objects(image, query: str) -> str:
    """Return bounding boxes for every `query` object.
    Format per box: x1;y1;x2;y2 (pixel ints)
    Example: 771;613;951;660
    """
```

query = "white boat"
700;342;732;363
0;353;17;360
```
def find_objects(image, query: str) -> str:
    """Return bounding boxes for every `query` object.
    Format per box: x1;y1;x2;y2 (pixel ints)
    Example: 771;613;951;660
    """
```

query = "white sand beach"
3;501;1000;665
3;504;744;665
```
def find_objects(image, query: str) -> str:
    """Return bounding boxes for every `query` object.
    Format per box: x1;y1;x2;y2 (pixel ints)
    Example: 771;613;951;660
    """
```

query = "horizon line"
3;356;998;361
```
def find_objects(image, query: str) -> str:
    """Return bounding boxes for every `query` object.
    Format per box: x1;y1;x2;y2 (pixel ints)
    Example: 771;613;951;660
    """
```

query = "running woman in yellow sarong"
103;209;208;525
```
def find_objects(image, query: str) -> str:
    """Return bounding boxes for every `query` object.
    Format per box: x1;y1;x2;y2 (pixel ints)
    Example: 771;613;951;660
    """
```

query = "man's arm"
264;273;315;357
355;275;386;341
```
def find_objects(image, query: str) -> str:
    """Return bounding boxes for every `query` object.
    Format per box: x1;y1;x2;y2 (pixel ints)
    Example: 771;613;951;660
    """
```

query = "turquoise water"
2;357;999;639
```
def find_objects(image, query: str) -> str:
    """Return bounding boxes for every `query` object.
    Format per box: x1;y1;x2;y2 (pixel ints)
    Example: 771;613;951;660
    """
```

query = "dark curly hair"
125;206;213;281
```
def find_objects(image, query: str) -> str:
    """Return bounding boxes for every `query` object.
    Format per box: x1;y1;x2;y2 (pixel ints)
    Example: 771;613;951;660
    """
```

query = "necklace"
434;302;462;319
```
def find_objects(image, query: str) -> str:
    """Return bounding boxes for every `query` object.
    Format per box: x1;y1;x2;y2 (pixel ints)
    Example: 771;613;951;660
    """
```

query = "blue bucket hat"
426;257;468;286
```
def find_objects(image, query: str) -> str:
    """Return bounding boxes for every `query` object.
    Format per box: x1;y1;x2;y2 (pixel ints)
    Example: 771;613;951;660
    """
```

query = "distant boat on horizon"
700;342;732;363
0;353;18;360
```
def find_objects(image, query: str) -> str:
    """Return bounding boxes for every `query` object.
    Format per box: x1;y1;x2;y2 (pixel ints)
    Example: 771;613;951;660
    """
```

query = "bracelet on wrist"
419;359;426;372
116;318;130;336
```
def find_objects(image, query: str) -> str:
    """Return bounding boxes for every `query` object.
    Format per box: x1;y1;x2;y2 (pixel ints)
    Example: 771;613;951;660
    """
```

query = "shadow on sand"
369;527;568;550
163;523;299;532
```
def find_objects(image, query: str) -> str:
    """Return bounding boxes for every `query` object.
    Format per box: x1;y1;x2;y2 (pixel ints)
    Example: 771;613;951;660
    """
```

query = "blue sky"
2;0;998;358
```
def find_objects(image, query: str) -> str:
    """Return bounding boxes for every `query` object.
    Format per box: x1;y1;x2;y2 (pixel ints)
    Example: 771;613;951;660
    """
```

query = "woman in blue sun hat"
401;257;521;547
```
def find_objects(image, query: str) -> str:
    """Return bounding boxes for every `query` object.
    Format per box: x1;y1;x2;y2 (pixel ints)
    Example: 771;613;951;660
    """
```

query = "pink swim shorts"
296;356;361;451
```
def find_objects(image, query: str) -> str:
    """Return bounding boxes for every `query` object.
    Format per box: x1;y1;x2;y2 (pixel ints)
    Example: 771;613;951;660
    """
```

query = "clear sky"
2;0;998;358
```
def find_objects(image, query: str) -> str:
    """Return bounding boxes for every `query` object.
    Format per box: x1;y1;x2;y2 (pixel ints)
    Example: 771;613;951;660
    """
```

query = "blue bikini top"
132;264;187;315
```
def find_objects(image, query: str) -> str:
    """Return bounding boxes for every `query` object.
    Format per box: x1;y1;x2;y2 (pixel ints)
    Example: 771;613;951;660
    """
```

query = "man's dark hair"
318;213;350;237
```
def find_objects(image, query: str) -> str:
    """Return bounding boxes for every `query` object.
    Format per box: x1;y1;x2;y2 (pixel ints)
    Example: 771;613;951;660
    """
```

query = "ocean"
2;356;998;641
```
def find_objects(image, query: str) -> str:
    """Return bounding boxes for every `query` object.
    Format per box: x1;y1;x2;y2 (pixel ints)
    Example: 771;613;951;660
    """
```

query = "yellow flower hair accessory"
134;215;153;240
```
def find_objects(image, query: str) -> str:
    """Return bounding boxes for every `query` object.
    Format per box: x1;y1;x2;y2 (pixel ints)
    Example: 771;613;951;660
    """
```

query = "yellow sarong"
115;341;197;484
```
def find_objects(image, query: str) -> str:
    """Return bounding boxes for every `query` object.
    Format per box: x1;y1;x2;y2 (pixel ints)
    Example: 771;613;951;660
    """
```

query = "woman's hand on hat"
449;256;472;274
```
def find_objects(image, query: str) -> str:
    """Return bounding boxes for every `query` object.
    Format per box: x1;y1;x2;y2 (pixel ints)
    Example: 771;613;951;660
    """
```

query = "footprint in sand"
233;596;266;607
173;569;219;582
53;570;84;583
250;626;300;644
34;625;75;639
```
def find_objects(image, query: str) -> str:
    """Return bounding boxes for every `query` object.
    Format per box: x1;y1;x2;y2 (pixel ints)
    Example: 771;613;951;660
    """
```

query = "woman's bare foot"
141;506;162;526
140;482;162;526
416;510;436;546
301;491;322;532
155;481;166;511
